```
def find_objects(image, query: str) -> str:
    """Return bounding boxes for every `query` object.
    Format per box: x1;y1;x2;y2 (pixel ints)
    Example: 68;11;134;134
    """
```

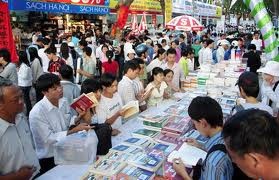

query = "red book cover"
70;93;98;111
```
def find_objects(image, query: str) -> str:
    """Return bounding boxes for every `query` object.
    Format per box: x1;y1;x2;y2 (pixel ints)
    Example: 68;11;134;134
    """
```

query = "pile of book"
138;114;170;132
217;95;237;119
161;116;192;138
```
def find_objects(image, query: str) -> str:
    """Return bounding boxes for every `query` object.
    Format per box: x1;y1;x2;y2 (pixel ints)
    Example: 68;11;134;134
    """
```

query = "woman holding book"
96;73;125;136
145;67;169;107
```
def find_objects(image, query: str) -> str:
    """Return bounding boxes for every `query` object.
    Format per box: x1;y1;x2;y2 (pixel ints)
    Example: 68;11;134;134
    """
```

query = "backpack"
193;144;251;180
91;123;112;155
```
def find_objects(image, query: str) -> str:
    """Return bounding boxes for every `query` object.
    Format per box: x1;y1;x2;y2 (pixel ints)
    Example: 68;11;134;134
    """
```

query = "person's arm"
172;158;192;180
96;105;124;125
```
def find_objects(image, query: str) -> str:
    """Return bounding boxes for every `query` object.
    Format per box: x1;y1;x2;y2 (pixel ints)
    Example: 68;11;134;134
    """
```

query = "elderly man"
0;77;40;179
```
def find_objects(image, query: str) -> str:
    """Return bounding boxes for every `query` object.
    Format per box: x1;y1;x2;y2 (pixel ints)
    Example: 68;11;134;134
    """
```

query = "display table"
36;165;89;180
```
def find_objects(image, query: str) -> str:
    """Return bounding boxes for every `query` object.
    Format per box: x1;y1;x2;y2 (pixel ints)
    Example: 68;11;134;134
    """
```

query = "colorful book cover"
163;162;185;180
120;165;155;180
70;92;98;111
128;152;163;172
138;114;167;123
102;151;131;162
162;117;191;135
132;129;159;139
143;119;168;129
155;133;180;145
152;143;177;156
89;159;126;176
163;104;188;116
111;144;143;154
123;138;156;149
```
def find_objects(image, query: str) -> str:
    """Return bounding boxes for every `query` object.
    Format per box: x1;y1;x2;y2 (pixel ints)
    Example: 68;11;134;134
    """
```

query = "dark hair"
206;39;214;46
166;48;177;55
80;78;102;94
237;72;259;98
222;109;279;158
0;48;11;63
149;67;164;82
42;38;51;46
106;50;114;63
18;51;30;67
154;48;166;60
155;43;162;49
123;60;140;74
60;42;69;60
79;40;88;47
172;40;179;46
248;44;256;51
36;73;60;93
0;77;13;103
161;39;167;44
83;46;92;57
59;65;74;81
101;73;117;87
102;44;109;51
132;58;145;66
163;69;174;76
179;34;185;40
28;47;42;66
188;96;223;127
45;47;57;54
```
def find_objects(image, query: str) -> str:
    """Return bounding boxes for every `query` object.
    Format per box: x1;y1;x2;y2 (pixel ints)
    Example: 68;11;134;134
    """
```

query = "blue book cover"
120;165;155;180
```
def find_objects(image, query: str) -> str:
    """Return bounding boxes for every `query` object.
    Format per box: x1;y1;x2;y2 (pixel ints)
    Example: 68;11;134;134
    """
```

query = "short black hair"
79;40;88;47
36;73;60;93
0;48;11;63
206;39;214;46
166;48;177;55
83;46;92;57
59;65;74;81
100;73;117;87
42;38;50;46
132;58;144;66
45;47;57;54
123;60;140;74
161;39;167;44
80;78;102;94
248;44;256;50
188;96;223;127
222;109;279;158
163;69;174;76
237;72;259;98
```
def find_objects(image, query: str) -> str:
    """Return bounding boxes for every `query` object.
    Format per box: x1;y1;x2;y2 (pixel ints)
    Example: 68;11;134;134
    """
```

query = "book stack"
111;144;143;155
218;96;237;119
181;76;198;90
88;159;127;177
139;114;169;131
163;104;188;117
161;117;192;138
132;128;159;140
119;165;155;180
122;137;156;149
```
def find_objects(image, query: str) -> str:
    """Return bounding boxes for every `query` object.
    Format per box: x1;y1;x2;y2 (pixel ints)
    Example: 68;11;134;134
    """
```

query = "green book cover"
132;129;159;138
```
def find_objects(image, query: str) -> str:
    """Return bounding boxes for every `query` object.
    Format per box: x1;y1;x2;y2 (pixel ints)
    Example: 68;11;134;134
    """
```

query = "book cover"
143;119;168;129
163;162;185;180
155;133;179;145
132;129;159;139
162;117;191;135
123;138;156;149
127;152;163;172
102;151;131;162
70;93;98;111
120;165;155;180
111;144;143;154
163;104;187;116
122;100;139;119
89;159;126;176
152;143;177;156
138;114;168;123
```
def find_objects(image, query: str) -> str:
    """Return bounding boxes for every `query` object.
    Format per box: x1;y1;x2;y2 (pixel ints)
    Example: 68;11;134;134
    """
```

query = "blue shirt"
200;132;233;180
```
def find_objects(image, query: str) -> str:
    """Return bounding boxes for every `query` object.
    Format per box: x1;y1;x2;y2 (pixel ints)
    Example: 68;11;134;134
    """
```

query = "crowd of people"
1;25;279;180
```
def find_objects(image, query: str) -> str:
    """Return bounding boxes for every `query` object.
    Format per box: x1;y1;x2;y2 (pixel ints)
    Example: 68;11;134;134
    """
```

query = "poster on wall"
8;0;110;14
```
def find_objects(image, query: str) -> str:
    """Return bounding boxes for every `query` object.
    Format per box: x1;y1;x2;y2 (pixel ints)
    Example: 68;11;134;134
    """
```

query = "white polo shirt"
118;76;137;105
0;114;40;176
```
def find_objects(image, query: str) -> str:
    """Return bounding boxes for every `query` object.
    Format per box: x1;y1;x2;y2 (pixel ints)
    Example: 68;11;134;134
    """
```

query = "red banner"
0;2;18;62
42;0;105;6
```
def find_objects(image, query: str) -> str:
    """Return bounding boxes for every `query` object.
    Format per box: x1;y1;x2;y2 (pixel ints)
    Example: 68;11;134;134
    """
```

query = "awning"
8;0;110;15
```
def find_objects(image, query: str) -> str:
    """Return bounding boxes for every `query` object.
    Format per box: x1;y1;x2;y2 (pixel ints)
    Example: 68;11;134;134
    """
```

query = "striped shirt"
118;76;137;105
200;132;234;180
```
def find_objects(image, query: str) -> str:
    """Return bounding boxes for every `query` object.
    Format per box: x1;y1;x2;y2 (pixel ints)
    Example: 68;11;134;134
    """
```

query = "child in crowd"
179;49;195;77
77;46;96;82
96;73;125;136
102;50;119;76
145;67;168;107
234;71;273;115
164;69;180;96
45;47;66;75
70;78;112;155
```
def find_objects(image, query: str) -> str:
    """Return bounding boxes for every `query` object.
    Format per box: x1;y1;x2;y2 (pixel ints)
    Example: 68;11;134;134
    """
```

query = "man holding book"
173;96;233;180
29;73;91;174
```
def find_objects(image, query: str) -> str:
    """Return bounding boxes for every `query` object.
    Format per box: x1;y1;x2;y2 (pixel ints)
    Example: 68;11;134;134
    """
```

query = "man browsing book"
173;96;233;180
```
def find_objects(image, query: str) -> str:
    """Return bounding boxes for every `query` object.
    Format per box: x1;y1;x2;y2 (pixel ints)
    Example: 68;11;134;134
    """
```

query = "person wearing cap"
242;44;261;74
216;40;230;63
124;36;136;62
257;61;279;116
126;48;136;61
234;72;273;115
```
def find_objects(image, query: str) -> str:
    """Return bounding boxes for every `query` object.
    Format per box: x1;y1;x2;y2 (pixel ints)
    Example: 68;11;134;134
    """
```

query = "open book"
121;100;139;118
167;143;207;168
70;92;98;112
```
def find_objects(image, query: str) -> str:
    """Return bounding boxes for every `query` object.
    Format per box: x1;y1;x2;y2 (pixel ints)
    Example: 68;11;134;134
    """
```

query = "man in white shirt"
29;73;90;174
216;40;229;63
161;48;185;89
118;61;140;105
124;36;136;62
0;77;40;179
251;32;263;53
201;39;214;64
38;38;51;72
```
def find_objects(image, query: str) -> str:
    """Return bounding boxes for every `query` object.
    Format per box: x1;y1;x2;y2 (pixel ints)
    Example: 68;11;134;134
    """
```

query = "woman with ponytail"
101;50;119;76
